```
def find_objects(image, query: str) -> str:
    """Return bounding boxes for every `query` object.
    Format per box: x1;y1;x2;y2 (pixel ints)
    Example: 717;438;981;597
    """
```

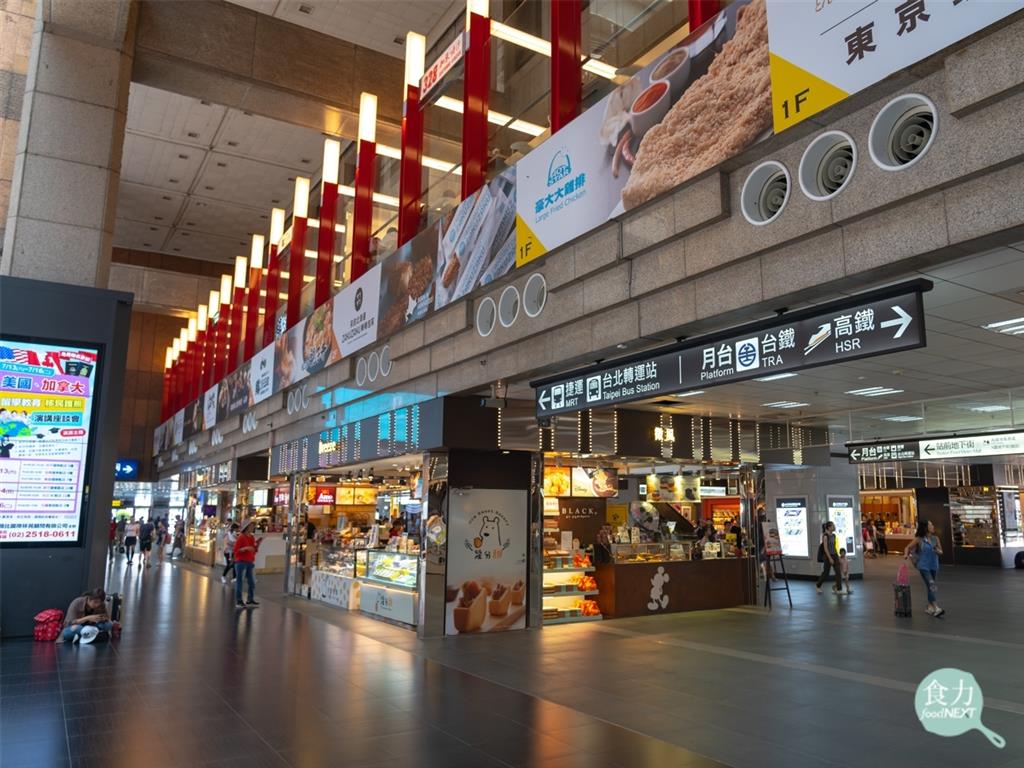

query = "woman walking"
124;518;140;566
815;521;843;594
905;520;945;617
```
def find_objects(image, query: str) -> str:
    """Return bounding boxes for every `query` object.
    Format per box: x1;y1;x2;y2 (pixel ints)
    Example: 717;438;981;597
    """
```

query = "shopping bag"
896;563;910;585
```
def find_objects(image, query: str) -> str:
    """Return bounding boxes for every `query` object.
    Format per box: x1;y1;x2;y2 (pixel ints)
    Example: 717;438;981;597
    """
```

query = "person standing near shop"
874;518;888;555
233;522;261;608
138;517;155;568
124;517;140;566
155;518;169;564
816;521;842;594
171;517;185;559
905;520;945;617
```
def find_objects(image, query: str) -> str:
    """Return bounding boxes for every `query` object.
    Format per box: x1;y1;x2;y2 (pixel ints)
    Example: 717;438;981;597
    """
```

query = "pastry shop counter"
595;557;750;618
355;549;419;627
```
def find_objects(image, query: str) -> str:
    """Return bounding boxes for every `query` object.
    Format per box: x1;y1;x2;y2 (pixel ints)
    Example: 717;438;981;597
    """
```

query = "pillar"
461;6;490;200
550;0;581;133
1;1;136;287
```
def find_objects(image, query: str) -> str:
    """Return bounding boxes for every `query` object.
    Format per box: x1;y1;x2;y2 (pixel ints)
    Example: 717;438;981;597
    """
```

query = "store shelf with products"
542;550;602;624
186;524;216;565
355;548;420;626
950;486;1024;567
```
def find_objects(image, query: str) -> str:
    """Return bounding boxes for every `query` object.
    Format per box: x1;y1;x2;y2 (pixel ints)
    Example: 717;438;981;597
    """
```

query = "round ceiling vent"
740;161;790;225
523;273;547;318
869;93;937;171
476;296;497;337
379;345;392;377
498;285;521;328
799;130;857;201
367;350;380;382
355;356;368;387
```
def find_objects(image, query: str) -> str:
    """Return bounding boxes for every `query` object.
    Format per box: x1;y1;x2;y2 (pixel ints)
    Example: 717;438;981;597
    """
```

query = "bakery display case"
542;548;602;625
358;549;419;590
355;549;420;626
186;524;216;566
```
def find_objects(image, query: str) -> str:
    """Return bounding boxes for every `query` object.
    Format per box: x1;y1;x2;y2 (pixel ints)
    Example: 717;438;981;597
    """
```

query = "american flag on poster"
0;346;37;365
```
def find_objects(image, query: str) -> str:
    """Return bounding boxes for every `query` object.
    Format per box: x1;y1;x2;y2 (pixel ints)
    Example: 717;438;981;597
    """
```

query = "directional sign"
920;431;1024;461
848;442;920;464
533;280;930;417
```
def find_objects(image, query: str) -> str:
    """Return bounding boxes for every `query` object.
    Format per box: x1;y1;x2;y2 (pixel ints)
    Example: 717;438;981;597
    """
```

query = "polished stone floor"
2;553;1022;768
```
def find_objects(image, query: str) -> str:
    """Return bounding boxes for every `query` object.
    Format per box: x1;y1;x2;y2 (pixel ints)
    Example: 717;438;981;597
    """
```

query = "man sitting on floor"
58;588;113;644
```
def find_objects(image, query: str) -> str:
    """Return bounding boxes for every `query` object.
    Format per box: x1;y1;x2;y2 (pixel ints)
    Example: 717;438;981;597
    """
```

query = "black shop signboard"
557;497;606;548
533;280;931;417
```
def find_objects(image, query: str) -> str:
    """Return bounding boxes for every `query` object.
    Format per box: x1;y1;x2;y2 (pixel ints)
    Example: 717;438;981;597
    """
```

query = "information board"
775;497;809;558
827;495;857;559
0;338;100;544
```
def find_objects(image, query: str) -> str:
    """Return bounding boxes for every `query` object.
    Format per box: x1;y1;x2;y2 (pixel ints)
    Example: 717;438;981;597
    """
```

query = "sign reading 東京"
533;280;930;417
850;430;1024;464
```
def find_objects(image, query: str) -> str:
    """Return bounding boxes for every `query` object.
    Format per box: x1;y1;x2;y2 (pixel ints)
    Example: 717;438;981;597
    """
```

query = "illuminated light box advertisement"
515;0;769;265
827;495;857;559
0;338;100;544
775;497;808;558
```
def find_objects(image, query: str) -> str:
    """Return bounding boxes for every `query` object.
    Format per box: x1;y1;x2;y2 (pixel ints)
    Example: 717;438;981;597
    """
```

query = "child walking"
838;548;853;594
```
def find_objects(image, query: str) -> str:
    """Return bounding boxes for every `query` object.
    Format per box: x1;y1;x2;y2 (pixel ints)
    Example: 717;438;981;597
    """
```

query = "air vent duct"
869;94;937;171
740;161;790;225
799;131;857;201
476;296;497;338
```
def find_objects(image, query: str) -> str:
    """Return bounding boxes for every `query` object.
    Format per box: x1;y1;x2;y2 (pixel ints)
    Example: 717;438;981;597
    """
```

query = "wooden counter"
595;558;750;618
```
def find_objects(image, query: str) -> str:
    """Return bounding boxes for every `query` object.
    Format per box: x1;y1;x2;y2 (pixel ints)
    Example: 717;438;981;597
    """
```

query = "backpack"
33;609;64;642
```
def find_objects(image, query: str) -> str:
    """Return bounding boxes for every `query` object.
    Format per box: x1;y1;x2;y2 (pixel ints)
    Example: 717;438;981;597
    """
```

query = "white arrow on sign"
538;390;550;411
849;448;860;461
880;305;912;339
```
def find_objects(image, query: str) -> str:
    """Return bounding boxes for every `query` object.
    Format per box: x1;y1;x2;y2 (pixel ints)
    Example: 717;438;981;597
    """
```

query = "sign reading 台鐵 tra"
533;280;930;417
766;0;1022;131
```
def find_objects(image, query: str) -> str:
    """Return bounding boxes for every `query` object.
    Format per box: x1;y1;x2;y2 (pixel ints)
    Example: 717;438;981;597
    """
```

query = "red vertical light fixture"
551;0;581;133
195;302;208;400
263;208;286;348
351;91;377;281
204;288;219;393
316;140;340;305
287;177;311;329
688;0;720;30
215;274;232;382
244;234;265;360
161;347;173;420
186;317;198;401
178;328;189;411
399;32;426;246
170;339;181;412
229;256;247;372
462;0;490;200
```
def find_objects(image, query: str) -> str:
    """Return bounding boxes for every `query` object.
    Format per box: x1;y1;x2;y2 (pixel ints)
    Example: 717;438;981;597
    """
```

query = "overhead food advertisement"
445;488;528;635
515;0;770;264
0;338;100;545
377;222;439;338
332;264;381;357
182;399;203;440
765;0;1022;131
217;360;253;421
273;299;340;393
435;167;517;307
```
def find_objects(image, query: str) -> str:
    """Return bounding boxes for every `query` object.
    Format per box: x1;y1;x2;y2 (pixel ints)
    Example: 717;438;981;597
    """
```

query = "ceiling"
114;83;333;264
225;0;461;57
504;245;1024;442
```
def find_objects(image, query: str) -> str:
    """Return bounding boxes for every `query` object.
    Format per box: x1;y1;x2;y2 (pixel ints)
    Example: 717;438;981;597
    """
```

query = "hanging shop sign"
445;488;528;636
766;0;1022;132
308;486;336;505
0;338;100;545
533;280;929;417
420;31;466;102
775;496;808;558
850;429;1024;464
515;0;771;265
827;495;857;559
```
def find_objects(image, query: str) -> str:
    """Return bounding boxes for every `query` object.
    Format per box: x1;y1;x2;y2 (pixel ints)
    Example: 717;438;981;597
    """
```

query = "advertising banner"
153;419;172;455
172;408;184;446
0;339;99;544
273;300;341;394
762;521;783;557
435;168;517;308
827;495;857;558
571;467;619;498
515;0;770;264
766;0;1022;132
182;399;203;440
445;488;528;635
377;222;439;338
217;360;253;422
203;385;218;430
250;343;275;405
333;264;381;357
557;497;607;548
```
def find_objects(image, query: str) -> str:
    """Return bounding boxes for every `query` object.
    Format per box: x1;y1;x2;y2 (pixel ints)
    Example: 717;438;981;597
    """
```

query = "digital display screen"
775;497;809;558
827;495;857;559
0;338;100;545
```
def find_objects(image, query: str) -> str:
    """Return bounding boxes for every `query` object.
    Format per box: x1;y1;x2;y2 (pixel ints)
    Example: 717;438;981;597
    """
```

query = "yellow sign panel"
606;503;628;526
515;214;546;268
769;53;848;132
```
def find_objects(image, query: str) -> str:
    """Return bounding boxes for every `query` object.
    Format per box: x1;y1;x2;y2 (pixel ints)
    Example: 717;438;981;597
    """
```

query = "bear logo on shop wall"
473;516;502;550
647;566;670;611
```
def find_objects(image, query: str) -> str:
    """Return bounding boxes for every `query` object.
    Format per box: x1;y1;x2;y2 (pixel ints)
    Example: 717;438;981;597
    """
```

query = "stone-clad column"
0;0;36;242
1;0;135;287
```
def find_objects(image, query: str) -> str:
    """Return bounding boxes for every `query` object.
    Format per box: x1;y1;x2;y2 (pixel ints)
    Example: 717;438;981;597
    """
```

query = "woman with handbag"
904;520;944;617
815;521;843;594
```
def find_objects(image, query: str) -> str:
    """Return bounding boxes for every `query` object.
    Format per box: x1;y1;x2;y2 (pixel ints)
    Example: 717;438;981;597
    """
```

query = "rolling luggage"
893;584;912;617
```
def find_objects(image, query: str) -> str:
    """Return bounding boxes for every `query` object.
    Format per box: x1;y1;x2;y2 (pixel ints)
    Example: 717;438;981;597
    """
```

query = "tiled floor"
2;554;1022;768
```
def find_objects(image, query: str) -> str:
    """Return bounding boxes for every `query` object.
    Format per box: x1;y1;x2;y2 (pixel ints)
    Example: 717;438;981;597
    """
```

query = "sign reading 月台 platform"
765;0;1023;131
0;338;100;544
533;281;929;417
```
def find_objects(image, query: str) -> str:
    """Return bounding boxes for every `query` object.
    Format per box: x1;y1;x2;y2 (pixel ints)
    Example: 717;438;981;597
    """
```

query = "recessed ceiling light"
755;372;798;382
846;387;904;397
983;317;1024;329
762;401;809;408
673;390;705;398
615;343;628;349
968;405;1011;413
883;415;923;422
